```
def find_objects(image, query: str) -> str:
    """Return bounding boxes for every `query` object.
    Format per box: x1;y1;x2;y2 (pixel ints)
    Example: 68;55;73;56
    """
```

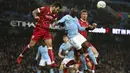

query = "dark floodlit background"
0;0;130;73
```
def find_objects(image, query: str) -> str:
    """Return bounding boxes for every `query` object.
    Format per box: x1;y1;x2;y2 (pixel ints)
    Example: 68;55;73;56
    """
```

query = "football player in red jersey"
78;9;99;73
17;2;62;67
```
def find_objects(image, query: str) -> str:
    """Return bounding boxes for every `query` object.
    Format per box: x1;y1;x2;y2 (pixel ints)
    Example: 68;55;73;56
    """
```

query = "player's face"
81;12;88;20
71;8;78;17
53;7;60;14
63;37;68;42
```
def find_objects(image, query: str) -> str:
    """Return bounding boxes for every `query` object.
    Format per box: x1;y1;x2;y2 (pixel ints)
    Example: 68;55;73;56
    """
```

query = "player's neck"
70;13;76;18
80;18;86;22
64;41;67;43
41;45;45;47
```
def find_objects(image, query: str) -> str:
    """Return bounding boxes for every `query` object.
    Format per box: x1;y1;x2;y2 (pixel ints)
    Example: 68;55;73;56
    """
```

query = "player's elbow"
58;53;61;57
58;53;63;58
32;9;39;16
32;10;36;17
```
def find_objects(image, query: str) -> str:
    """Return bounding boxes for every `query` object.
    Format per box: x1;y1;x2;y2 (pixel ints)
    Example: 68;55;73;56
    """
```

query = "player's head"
63;35;68;43
80;9;88;20
70;7;78;17
51;2;62;14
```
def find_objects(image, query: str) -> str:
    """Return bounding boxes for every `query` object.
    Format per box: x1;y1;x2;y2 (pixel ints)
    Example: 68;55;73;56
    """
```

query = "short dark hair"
71;7;78;12
52;2;62;9
70;7;78;17
63;34;67;38
81;9;87;13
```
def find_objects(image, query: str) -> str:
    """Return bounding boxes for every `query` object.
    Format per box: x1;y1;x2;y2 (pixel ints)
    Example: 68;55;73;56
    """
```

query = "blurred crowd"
93;42;130;73
0;36;130;73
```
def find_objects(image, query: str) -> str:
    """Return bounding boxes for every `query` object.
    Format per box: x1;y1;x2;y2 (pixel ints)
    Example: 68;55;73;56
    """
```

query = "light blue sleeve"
57;15;67;24
59;44;63;53
35;47;40;60
76;18;86;31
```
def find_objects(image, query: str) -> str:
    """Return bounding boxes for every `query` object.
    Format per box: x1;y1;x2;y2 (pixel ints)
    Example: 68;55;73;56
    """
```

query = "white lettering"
10;20;17;27
89;27;106;33
10;20;35;28
27;22;35;27
17;21;22;26
22;21;26;27
112;28;120;34
127;29;130;35
121;29;126;35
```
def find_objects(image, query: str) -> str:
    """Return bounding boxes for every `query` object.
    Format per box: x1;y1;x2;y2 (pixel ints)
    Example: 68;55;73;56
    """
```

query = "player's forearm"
32;9;40;18
58;53;65;58
77;21;86;31
79;27;86;31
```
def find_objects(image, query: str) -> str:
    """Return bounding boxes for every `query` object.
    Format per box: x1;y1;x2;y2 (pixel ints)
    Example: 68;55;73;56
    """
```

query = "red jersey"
36;6;58;29
78;19;89;38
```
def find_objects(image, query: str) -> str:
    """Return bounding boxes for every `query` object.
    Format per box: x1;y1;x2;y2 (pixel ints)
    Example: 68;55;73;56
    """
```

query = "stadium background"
0;0;130;73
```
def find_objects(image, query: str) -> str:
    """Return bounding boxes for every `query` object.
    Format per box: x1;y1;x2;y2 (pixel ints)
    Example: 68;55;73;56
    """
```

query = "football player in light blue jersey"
58;35;76;73
35;41;54;73
57;8;97;71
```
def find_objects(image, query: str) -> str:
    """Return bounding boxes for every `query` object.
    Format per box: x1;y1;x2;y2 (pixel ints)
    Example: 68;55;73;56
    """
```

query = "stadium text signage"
89;27;106;33
10;20;130;36
89;27;130;35
112;28;130;35
10;20;35;28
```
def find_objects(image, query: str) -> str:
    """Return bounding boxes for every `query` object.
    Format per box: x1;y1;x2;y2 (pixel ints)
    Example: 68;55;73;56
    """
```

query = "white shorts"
39;59;51;66
61;58;74;65
69;33;86;50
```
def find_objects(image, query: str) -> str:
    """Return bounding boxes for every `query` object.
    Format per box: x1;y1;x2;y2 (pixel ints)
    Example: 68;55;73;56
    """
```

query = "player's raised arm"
32;6;46;20
86;23;97;31
56;15;67;24
77;19;97;31
76;18;86;31
32;8;40;20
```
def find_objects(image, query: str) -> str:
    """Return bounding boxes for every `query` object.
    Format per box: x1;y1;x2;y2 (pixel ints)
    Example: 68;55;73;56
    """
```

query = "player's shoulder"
59;43;64;49
62;15;72;20
38;46;43;50
45;6;50;9
75;17;78;20
64;14;70;18
40;6;49;10
61;43;65;46
65;14;70;16
66;42;72;47
66;41;71;45
40;6;45;9
43;6;49;8
44;46;48;49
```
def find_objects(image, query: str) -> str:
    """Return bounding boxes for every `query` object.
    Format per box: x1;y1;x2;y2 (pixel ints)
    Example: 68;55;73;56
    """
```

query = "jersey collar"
80;18;87;22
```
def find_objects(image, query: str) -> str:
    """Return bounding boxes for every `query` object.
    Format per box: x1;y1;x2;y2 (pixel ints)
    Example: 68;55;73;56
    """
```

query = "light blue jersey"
36;46;50;60
59;42;74;59
57;15;85;38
